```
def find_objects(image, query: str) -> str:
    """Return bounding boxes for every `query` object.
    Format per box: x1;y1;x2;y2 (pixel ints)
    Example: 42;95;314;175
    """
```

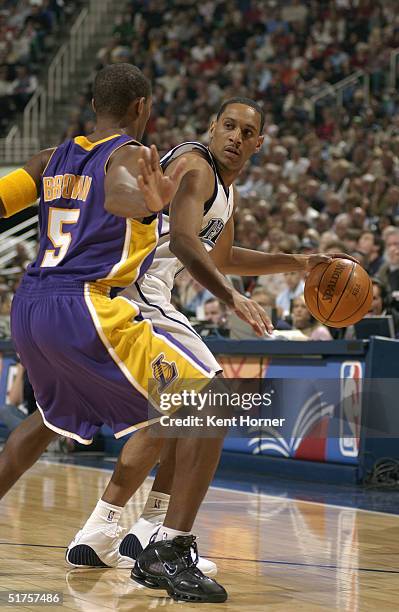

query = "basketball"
304;258;373;328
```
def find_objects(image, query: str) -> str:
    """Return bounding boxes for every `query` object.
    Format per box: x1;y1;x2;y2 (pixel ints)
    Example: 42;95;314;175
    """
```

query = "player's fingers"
138;158;150;183
239;303;265;336
249;302;274;335
139;146;152;168
256;306;274;334
137;175;152;200
150;145;160;172
235;306;257;330
330;252;360;265
308;255;331;269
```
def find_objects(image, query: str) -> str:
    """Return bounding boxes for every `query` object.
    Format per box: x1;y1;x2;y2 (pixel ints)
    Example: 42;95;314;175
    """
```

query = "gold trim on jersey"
42;147;57;175
99;216;160;288
83;285;216;414
73;134;121;151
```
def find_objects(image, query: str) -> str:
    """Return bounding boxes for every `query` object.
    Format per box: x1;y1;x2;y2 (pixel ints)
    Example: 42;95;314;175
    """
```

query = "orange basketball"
304;258;373;328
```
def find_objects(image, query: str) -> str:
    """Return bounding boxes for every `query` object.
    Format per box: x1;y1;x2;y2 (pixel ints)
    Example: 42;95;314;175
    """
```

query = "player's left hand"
137;145;187;212
305;253;360;271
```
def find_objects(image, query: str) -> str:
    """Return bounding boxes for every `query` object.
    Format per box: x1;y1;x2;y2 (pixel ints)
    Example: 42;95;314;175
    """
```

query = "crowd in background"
2;0;399;340
0;0;82;135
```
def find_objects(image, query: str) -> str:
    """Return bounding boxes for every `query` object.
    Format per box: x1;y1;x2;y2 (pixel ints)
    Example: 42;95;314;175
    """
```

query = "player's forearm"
170;235;235;306
219;248;308;275
104;188;155;219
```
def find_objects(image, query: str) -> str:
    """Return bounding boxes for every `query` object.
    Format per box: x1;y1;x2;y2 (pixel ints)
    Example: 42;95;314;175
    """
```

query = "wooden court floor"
0;461;398;611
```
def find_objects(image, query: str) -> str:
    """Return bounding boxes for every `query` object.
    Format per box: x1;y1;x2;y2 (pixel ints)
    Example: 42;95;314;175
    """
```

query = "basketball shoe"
119;517;217;576
66;518;217;576
66;524;130;568
131;534;227;603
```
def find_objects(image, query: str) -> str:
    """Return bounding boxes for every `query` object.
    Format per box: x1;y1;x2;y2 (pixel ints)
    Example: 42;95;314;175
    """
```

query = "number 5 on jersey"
41;207;80;267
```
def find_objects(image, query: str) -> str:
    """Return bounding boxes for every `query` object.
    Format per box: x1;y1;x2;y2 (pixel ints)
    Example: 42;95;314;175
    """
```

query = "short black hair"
216;97;265;133
93;63;151;119
371;277;388;301
205;297;220;305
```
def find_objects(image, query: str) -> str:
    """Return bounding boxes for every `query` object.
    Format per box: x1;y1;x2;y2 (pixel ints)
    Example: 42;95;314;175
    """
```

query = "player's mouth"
224;146;241;160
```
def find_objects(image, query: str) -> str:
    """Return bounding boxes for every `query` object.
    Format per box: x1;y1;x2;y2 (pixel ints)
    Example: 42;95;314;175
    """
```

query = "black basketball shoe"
131;534;227;603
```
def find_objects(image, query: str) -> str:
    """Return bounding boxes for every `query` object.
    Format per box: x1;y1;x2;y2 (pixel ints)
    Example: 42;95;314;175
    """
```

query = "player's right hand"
232;291;274;337
137;145;187;212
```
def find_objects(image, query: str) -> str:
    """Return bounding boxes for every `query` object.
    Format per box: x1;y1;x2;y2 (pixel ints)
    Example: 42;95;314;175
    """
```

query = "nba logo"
339;362;363;458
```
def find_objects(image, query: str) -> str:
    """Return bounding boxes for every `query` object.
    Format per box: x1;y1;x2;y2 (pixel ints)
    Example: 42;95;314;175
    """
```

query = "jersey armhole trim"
42;148;57;176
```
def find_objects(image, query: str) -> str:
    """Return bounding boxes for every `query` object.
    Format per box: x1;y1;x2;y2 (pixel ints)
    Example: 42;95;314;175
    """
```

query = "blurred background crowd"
0;0;82;135
2;0;399;341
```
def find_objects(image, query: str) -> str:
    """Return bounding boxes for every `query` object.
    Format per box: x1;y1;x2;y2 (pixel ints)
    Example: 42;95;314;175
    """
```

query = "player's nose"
229;128;242;145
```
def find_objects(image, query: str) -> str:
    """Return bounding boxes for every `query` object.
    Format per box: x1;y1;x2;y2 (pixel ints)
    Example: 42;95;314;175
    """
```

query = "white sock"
140;491;170;524
83;499;123;531
156;526;190;541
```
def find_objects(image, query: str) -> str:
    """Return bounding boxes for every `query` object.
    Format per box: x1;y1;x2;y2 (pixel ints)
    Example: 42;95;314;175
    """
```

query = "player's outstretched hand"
232;291;274;337
305;253;360;271
137;145;186;213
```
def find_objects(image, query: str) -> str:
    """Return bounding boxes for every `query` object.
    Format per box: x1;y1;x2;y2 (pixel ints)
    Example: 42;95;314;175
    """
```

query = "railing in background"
309;70;369;121
1;0;114;163
389;48;399;90
0;125;40;164
0;215;38;271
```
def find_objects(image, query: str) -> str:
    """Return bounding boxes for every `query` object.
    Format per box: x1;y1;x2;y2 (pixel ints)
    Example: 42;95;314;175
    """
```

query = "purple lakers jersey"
26;134;161;288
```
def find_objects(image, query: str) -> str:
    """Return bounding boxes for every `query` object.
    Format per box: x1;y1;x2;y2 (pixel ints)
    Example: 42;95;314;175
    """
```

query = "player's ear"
137;97;145;116
255;134;264;153
209;120;216;138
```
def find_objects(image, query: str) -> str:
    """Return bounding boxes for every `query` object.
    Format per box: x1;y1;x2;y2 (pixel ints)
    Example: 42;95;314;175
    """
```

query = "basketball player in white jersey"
66;98;353;585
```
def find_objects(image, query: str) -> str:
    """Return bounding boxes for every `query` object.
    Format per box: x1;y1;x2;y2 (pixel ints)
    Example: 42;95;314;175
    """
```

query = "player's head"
209;97;264;173
369;278;388;315
92;63;152;139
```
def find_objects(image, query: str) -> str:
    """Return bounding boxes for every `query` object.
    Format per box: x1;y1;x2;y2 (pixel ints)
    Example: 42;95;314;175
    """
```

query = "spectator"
203;297;225;326
377;228;399;308
251;287;291;331
358;231;384;275
276;271;305;318
291;296;333;341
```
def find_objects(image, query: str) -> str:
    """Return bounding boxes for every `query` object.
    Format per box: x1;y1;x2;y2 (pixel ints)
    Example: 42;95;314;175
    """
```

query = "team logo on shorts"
152;353;178;392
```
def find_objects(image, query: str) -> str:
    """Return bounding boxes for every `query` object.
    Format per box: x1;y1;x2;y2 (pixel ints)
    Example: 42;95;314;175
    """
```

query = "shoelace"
149;534;200;570
177;537;199;569
148;526;161;545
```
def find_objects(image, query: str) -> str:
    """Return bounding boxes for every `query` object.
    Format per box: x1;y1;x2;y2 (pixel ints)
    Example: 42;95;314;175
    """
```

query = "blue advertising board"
209;341;367;466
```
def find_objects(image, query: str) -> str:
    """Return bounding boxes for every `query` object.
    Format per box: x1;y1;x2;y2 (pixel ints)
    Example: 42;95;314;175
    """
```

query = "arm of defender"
214;246;360;275
167;156;236;305
210;189;355;274
166;157;273;335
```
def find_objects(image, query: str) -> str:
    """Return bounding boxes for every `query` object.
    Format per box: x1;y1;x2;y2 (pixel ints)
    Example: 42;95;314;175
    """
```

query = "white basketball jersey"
138;141;234;293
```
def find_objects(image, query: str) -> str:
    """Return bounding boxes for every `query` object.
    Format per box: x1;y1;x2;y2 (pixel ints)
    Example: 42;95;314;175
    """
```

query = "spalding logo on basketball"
304;258;372;328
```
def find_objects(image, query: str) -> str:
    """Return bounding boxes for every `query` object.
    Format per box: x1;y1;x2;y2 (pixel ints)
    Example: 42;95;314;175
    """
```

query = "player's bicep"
104;145;142;211
24;148;55;191
168;159;214;243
